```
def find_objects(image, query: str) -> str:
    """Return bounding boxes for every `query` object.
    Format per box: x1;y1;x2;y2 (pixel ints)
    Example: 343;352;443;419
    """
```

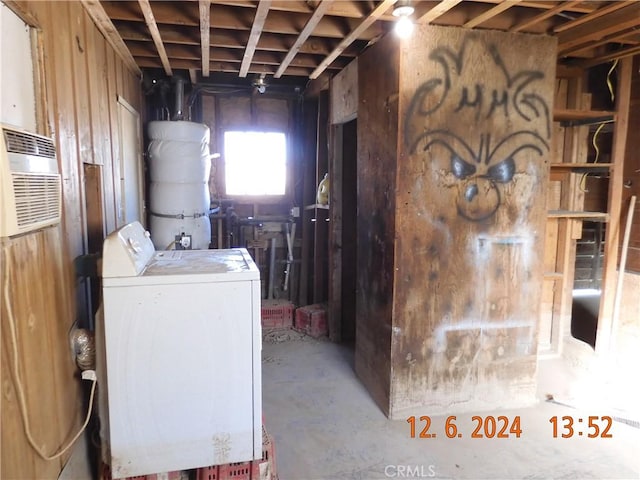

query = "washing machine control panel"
102;221;156;278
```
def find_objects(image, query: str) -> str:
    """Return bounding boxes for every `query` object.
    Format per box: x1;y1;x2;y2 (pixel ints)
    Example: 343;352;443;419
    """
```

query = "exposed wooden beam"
80;0;140;76
104;3;384;41
463;0;522;29
135;56;314;76
310;0;397;80
275;0;333;78
510;0;581;33
573;44;640;69
240;0;273;78
138;0;172;75
418;0;462;24
199;0;211;76
189;68;198;84
557;4;640;53
561;29;640;57
554;1;630;33
116;23;359;57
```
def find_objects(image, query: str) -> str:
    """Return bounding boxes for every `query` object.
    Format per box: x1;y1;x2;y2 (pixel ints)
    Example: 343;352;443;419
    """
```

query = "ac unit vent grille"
3;129;56;158
12;173;61;228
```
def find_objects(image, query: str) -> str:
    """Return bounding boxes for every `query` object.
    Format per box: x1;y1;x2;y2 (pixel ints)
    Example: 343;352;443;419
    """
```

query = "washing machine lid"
103;247;259;286
102;221;156;278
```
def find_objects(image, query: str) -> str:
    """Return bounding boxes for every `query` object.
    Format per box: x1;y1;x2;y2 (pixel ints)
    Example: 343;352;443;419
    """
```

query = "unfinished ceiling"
85;0;640;85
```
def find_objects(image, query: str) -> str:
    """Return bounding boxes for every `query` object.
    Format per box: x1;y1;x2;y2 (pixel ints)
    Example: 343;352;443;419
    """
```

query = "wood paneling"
330;58;357;125
1;2;141;478
356;25;556;419
622;55;640;272
355;32;400;416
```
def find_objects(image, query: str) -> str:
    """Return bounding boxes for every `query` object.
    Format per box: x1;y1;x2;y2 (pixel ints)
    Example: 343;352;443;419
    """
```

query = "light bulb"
395;15;414;39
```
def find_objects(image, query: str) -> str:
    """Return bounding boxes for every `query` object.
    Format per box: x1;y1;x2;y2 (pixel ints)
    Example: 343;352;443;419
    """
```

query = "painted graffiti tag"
405;36;550;222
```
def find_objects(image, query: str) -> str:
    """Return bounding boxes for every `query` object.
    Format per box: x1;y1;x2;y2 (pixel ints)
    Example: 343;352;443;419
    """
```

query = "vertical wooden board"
328;124;343;341
1;231;74;478
69;1;92;166
393;26;556;416
544;218;560;272
330;58;358;125
106;49;124;228
355;33;400;416
45;1;83;259
94;35;117;234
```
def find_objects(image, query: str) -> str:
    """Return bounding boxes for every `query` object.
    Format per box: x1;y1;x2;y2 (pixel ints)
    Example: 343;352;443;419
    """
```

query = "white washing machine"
97;221;261;479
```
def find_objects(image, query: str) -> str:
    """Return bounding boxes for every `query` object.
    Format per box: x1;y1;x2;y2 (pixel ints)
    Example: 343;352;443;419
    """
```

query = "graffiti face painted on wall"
404;36;551;222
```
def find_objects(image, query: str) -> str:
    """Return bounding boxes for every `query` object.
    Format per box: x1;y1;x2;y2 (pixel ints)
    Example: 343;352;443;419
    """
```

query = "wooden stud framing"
463;0;521;29
418;0;462;24
80;0;141;76
309;0;396;79
199;0;211;76
240;0;272;78
275;0;333;78
510;0;579;33
596;57;633;354
138;0;173;75
553;1;630;33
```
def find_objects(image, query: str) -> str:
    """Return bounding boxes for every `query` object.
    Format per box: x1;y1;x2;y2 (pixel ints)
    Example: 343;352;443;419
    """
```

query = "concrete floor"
60;327;640;480
262;331;640;480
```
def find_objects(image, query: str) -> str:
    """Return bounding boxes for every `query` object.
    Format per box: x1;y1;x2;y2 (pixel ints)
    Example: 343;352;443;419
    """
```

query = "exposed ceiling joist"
310;0;397;80
199;0;211;77
138;0;172;75
418;0;463;25
574;44;640;69
510;0;580;33
557;3;640;53
189;68;198;84
560;29;640;57
80;0;141;76
275;0;334;78
463;0;522;29
554;1;630;33
240;0;272;77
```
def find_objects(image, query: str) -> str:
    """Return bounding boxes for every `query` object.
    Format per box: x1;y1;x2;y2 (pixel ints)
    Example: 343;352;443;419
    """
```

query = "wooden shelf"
549;162;612;174
547;210;609;220
553;108;615;122
550;162;612;169
544;272;564;280
304;203;329;210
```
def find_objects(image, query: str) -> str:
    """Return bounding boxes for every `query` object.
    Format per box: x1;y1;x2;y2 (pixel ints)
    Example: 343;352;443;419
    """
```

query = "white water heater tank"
147;121;211;249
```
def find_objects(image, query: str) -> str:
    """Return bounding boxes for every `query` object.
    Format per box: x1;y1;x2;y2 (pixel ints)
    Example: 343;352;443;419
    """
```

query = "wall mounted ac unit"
0;124;61;237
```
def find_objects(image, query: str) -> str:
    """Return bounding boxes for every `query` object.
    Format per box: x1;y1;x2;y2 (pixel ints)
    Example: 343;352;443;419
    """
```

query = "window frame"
218;127;293;204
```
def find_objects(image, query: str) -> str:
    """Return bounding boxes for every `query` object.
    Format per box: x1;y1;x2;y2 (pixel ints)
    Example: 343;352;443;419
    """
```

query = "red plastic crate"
261;300;294;328
295;304;328;338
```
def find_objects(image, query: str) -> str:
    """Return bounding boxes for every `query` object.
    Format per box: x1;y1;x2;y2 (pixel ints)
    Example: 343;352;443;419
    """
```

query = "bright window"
224;131;287;196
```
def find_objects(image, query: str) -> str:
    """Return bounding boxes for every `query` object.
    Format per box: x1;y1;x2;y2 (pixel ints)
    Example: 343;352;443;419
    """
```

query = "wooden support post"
596;57;633;354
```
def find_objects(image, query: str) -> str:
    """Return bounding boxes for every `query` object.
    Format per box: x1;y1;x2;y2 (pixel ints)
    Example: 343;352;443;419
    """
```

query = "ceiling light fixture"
392;1;415;39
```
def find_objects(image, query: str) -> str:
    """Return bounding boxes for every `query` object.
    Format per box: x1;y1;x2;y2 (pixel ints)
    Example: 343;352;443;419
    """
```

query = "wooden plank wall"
622;55;640;272
1;1;141;478
355;34;400;416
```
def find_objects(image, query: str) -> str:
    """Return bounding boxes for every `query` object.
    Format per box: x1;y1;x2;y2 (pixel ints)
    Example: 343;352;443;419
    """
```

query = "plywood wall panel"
356;25;556;419
392;27;556;417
